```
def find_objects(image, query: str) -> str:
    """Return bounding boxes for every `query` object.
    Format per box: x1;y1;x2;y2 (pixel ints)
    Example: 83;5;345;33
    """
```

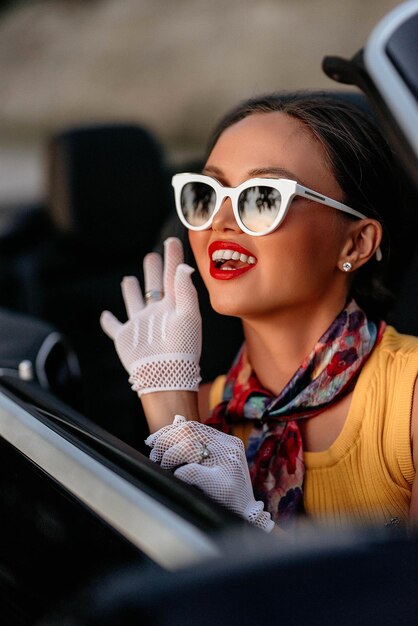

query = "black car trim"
0;386;227;570
0;376;242;533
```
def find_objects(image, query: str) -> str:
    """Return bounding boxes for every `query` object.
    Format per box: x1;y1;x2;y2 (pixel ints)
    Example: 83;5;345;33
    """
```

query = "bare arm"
409;375;418;525
140;390;200;432
140;382;213;433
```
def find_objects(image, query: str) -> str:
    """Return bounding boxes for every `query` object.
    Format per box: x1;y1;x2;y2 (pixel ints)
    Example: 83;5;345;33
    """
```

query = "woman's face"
188;111;351;320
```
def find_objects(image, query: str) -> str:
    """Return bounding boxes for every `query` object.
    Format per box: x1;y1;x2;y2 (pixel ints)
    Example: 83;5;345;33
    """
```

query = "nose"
212;197;240;233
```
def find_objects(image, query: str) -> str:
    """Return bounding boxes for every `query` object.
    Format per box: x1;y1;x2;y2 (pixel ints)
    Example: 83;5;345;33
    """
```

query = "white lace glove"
146;415;275;532
100;238;202;396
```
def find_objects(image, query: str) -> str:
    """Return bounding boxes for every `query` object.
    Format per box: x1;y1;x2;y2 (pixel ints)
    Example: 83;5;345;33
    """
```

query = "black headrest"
47;124;172;254
0;201;49;252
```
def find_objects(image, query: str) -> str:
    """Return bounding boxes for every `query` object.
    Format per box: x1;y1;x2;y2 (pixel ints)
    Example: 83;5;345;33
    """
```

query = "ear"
337;219;382;271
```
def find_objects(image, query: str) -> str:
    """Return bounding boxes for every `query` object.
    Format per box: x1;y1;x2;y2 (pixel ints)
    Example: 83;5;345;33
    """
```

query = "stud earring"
342;261;352;272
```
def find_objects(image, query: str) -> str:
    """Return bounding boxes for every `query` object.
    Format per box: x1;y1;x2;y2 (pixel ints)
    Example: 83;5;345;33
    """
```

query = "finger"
145;422;174;450
174;465;230;505
143;252;163;301
163;237;184;302
174;264;199;316
121;276;144;318
144;415;188;451
148;420;202;463
145;430;160;450
160;439;212;470
174;462;209;484
174;463;225;490
173;414;187;425
100;311;123;339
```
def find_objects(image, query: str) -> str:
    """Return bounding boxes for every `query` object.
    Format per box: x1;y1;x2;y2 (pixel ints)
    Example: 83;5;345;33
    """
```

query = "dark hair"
207;91;400;319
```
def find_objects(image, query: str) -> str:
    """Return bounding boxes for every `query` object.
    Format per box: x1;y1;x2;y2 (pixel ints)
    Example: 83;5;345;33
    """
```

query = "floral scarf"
207;300;386;527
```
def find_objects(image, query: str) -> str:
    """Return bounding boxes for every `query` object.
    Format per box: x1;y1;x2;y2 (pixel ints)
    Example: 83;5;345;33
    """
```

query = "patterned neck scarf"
207;300;386;527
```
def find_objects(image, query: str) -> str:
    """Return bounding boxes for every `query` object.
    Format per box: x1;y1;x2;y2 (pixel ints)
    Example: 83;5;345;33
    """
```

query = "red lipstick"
208;241;257;280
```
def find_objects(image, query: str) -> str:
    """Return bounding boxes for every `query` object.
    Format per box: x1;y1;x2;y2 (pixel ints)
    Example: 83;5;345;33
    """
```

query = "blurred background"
0;0;402;207
0;0;411;447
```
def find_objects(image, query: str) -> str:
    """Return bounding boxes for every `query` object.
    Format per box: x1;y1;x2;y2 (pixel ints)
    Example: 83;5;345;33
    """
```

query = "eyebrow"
202;165;307;186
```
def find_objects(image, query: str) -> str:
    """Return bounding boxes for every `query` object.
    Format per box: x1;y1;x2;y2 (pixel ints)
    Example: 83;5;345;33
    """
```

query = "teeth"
211;248;256;265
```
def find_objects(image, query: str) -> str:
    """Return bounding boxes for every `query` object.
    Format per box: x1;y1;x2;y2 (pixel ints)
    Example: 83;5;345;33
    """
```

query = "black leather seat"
0;123;173;447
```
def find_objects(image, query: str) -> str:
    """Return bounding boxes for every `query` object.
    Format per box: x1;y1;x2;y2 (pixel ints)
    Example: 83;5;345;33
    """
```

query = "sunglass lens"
180;182;216;227
238;186;282;232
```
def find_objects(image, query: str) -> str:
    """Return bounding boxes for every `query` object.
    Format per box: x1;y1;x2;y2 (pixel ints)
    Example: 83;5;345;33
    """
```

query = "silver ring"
145;289;163;304
198;443;210;464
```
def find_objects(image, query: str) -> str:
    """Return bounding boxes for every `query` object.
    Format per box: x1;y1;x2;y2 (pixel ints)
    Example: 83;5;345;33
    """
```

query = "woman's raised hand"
100;238;202;396
146;415;275;533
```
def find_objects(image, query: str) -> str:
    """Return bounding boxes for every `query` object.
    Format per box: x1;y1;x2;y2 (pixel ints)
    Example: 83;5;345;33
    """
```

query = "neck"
242;296;347;395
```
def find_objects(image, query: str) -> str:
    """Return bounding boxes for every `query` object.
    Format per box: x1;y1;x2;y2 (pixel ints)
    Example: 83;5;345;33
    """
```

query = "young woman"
101;92;418;532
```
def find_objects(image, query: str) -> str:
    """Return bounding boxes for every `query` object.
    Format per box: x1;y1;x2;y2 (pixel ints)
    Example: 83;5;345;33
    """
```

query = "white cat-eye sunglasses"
172;173;382;261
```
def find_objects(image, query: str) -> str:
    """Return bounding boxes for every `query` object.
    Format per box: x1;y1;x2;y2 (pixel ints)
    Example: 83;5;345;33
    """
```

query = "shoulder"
411;350;418;479
353;326;418;490
375;326;418;474
377;326;418;358
410;355;418;521
361;325;418;397
355;325;418;436
368;326;418;379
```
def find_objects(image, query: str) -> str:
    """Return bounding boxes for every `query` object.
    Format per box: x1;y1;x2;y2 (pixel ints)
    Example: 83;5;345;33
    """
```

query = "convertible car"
1;1;417;623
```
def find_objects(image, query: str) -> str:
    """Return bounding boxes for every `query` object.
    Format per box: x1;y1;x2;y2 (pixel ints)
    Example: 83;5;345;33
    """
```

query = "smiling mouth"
212;248;257;270
208;242;257;279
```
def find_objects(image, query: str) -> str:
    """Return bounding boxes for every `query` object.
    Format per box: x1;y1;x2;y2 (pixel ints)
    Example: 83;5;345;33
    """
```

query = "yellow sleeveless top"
209;327;418;528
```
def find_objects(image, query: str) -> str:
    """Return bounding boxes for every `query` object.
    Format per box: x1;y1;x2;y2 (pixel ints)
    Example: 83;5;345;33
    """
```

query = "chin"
208;293;243;318
208;291;262;319
200;269;262;318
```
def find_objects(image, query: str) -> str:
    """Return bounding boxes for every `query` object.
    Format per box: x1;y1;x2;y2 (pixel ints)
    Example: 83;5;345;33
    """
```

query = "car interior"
1;91;417;447
0;86;417;625
1;2;418;622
